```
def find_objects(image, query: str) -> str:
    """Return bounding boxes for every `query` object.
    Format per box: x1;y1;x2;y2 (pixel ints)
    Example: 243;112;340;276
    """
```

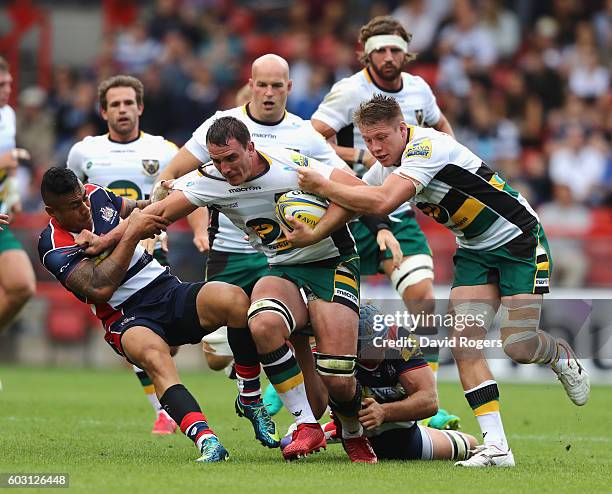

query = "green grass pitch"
0;366;610;493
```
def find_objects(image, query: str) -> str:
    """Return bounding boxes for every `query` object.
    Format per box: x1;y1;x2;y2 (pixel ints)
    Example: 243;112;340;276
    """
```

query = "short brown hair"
353;94;402;128
97;75;144;110
357;16;417;66
206;116;251;149
0;56;9;73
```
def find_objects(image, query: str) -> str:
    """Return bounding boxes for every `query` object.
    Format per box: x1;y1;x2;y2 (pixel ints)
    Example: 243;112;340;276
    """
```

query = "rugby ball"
275;190;329;231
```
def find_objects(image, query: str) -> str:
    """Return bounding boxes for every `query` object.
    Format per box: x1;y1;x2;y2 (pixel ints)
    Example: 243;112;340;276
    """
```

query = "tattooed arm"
65;210;167;303
120;198;151;219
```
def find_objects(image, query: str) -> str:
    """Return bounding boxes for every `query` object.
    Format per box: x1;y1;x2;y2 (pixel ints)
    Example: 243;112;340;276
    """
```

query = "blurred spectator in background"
478;0;520;60
114;20;162;74
2;0;610;287
54;80;104;150
139;64;174;137
287;65;330;119
538;184;592;287
568;46;610;100
16;87;54;171
436;0;498;97
549;124;606;205
593;0;612;63
391;0;450;57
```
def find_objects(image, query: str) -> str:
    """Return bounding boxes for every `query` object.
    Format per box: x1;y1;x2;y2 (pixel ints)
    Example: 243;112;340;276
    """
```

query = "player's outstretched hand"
297;167;327;195
376;229;402;269
0;213;8;230
358;397;386;430
150;179;174;203
280;215;319;248
127;209;170;239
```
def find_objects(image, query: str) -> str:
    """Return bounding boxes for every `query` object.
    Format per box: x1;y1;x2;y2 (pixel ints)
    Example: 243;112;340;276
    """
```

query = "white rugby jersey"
312;69;441;149
313;68;442;219
0;105;16;214
67;132;178;200
173;147;356;264
364;126;539;251
185;104;346;254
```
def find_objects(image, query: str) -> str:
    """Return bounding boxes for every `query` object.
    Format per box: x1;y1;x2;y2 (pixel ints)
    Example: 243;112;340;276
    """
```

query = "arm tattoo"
65;256;127;302
121;198;151;219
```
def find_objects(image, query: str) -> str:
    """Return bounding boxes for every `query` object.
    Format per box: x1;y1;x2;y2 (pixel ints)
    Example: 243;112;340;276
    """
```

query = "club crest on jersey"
100;206;116;223
141;159;160;176
404;138;432;160
414;109;425;126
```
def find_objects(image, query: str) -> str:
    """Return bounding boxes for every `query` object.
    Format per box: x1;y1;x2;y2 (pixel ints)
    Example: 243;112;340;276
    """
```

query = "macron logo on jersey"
252;133;277;139
228;186;262;193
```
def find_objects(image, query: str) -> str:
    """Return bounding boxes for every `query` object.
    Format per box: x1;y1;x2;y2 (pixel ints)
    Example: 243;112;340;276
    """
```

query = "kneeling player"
322;305;477;461
38;167;253;462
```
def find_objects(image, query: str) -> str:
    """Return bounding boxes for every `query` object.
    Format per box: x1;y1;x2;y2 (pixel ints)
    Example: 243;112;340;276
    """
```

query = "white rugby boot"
551;339;590;406
455;444;515;468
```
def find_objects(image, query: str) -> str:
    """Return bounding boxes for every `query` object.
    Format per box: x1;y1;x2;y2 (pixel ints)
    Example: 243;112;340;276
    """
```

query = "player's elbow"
370;196;396;216
87;287;114;304
422;389;439;418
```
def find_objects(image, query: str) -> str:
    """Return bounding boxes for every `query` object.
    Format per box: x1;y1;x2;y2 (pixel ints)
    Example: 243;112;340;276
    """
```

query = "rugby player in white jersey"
67;75;180;434
294;95;591;467
154;54;397;419
0;56;36;390
38;166;247;462
77;116;380;463
311;17;458;429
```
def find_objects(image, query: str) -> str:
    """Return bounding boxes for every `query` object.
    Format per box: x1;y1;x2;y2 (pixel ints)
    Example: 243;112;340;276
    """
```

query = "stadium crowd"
5;0;612;286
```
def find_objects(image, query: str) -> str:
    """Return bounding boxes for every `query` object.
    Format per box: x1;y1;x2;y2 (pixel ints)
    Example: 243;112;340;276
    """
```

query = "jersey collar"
364;67;403;94
244;103;286;127
107;130;143;145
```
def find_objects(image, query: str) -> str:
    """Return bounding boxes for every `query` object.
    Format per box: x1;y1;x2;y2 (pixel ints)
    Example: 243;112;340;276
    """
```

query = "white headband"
364;34;409;55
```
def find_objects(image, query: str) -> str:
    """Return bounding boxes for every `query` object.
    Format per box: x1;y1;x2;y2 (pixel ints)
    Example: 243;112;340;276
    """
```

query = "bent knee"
4;280;35;303
248;312;288;341
138;346;173;373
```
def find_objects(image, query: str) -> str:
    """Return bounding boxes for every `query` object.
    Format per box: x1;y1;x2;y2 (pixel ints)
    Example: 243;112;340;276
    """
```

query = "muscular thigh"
121;325;172;365
309;298;358;356
0;249;35;292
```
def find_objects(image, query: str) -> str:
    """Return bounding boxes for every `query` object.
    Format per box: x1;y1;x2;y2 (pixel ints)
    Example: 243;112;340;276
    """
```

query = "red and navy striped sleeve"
38;219;87;287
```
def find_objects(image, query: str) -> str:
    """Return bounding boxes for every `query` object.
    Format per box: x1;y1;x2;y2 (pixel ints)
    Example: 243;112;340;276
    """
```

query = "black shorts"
369;424;426;460
105;274;208;358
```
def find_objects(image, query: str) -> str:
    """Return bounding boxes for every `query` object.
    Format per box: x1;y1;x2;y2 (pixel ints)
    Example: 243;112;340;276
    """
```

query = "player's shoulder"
70;134;110;154
38;218;76;254
401;72;431;89
207;105;244;122
258;145;310;169
140;132;178;151
328;71;364;94
404;127;451;159
284;112;324;137
84;183;117;203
